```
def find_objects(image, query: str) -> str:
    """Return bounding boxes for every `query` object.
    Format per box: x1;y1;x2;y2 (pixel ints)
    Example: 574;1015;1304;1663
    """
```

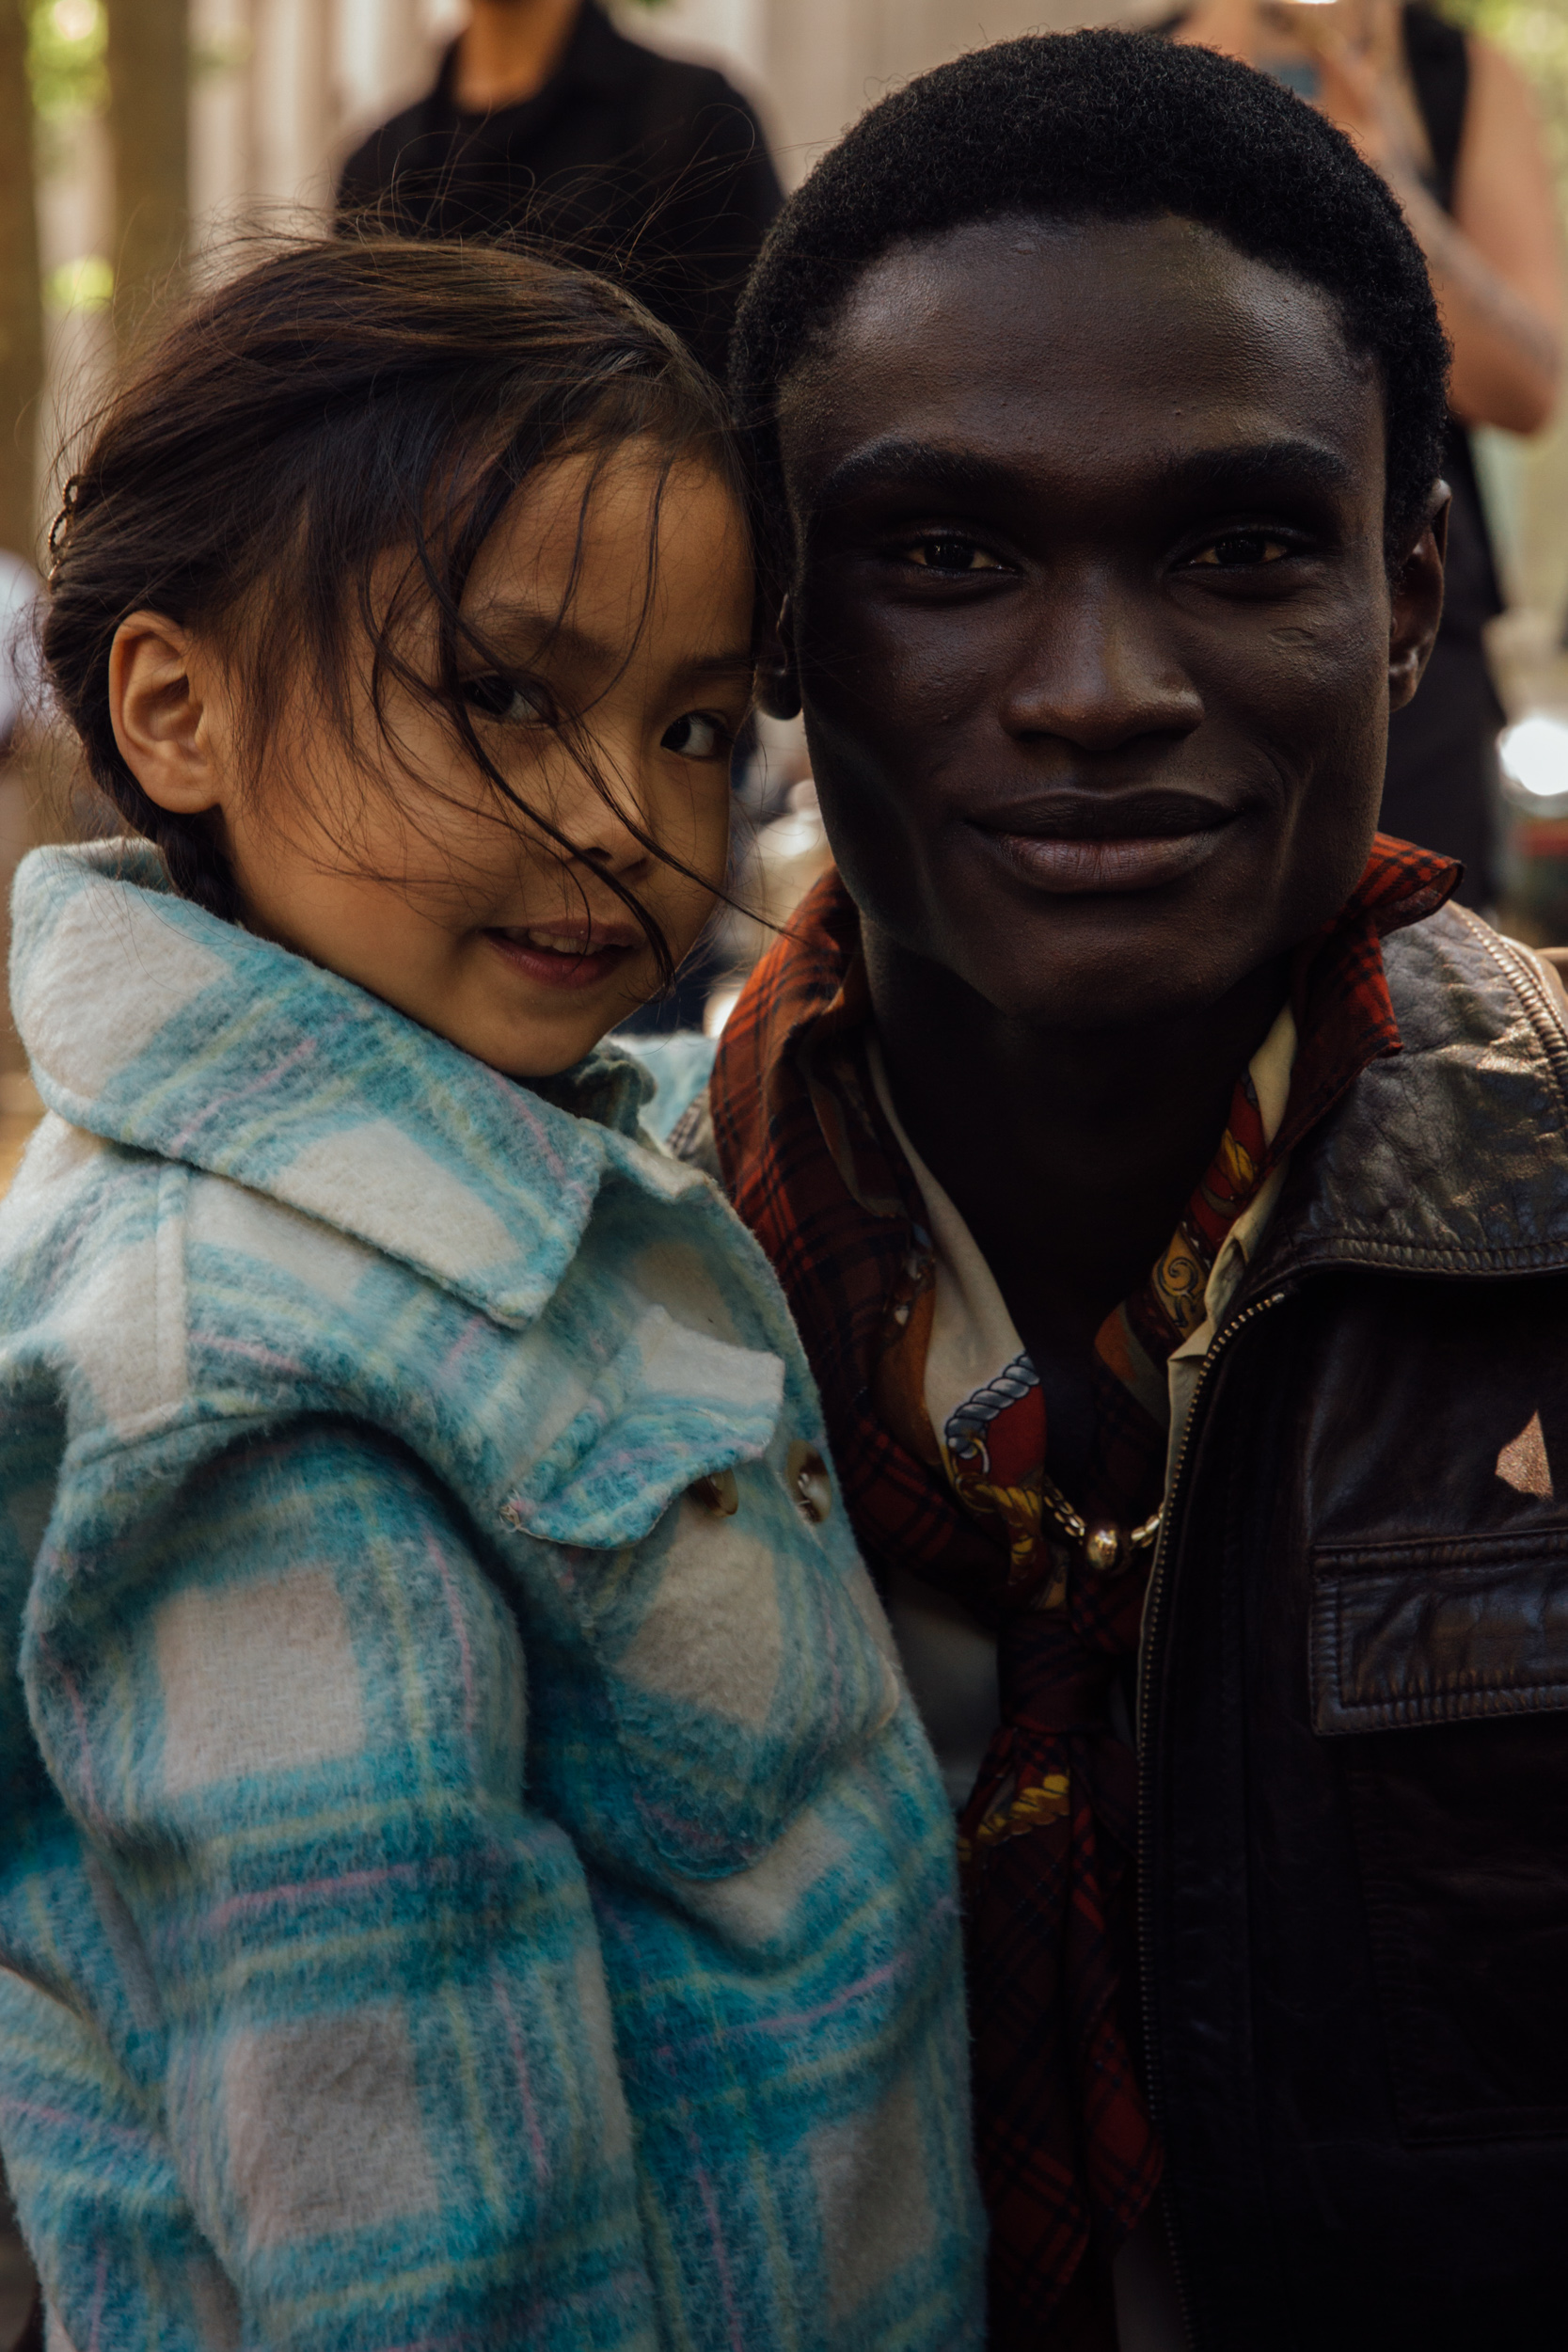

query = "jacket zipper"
1473;920;1568;1104
1135;1284;1291;2352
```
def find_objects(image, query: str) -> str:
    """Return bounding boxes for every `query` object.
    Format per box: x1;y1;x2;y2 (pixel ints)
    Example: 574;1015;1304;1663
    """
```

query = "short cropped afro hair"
732;29;1449;584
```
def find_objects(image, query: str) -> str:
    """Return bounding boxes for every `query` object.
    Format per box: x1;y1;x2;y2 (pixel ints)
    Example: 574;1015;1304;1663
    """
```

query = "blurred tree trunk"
0;0;43;559
106;0;189;351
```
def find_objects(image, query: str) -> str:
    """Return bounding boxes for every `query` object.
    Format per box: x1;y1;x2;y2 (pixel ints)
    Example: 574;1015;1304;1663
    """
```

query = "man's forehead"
779;213;1382;505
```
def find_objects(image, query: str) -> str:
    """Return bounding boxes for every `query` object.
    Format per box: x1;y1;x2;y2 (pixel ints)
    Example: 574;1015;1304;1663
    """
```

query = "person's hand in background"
1177;0;1562;432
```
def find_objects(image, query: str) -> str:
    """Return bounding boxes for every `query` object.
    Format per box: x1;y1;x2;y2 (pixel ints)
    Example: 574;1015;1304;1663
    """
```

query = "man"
338;0;781;380
683;31;1568;2352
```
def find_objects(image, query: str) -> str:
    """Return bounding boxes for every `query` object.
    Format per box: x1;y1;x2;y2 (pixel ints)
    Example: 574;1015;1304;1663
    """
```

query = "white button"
787;1441;832;1526
690;1468;739;1518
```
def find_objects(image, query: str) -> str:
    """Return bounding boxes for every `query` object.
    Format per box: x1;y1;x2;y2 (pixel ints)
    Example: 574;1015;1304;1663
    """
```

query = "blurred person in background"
338;0;782;384
1176;0;1562;908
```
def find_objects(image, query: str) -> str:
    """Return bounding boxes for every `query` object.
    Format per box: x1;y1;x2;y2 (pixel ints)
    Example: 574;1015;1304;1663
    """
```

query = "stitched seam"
1455;903;1568;1130
1286;1237;1568;1268
1315;1533;1568;1568
1328;1675;1568;1717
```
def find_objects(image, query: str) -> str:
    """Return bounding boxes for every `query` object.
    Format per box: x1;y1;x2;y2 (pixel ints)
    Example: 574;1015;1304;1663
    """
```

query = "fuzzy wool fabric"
0;841;985;2352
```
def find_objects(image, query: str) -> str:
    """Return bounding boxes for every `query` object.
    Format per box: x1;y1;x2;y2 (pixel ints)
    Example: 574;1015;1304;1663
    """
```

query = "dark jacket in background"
337;1;782;380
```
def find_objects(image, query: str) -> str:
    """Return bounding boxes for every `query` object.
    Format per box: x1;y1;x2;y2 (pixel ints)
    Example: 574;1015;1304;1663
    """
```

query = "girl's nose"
553;738;657;877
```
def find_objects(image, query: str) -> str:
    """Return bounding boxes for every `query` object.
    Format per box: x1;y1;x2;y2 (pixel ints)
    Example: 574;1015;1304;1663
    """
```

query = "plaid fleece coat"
0;842;983;2352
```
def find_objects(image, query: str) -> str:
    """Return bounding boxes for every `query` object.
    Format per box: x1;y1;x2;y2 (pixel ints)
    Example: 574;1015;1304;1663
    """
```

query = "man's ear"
108;612;228;815
1388;483;1449;715
755;596;802;722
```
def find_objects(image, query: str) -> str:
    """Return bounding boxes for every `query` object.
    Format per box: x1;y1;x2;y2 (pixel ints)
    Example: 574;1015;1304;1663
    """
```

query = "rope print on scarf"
709;837;1458;2349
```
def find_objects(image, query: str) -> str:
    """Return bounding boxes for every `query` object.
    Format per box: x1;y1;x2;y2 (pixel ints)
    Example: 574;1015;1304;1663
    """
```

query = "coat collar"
9;841;703;1328
1246;902;1568;1287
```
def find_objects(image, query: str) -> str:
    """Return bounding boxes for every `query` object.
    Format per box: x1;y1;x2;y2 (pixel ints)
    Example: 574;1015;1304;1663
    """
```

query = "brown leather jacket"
1132;901;1568;2347
696;898;1568;2348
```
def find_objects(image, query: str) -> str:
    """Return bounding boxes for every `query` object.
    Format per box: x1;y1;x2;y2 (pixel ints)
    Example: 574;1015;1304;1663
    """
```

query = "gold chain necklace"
1036;1470;1163;1576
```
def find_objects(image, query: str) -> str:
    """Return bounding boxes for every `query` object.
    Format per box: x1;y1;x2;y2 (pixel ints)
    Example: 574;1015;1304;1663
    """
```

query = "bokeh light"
1500;715;1568;803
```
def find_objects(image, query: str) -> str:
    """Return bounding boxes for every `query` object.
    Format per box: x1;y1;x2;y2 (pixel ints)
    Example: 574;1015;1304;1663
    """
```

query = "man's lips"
483;923;641;992
973;789;1238;897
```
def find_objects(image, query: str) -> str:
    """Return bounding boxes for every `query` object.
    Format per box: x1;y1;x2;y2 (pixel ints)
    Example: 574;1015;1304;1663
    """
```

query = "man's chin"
933;903;1284;1037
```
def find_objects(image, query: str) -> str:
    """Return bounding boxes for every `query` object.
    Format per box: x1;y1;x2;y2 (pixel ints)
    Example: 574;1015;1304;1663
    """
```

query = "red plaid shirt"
710;836;1457;2348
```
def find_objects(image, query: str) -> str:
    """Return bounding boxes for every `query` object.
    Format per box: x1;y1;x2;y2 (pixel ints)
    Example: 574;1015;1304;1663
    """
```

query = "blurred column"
248;0;342;215
106;0;191;345
0;0;43;557
189;0;254;244
627;0;766;83
757;0;866;183
338;0;428;136
756;0;1140;183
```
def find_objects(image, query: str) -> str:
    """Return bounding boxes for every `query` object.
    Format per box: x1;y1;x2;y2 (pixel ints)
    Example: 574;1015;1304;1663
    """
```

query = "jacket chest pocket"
1313;1531;1568;2143
498;1311;899;1883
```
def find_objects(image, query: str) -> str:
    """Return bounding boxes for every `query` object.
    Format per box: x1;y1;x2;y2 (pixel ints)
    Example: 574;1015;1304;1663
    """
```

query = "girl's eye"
461;673;549;724
1185;533;1293;569
661;711;730;760
898;535;1006;574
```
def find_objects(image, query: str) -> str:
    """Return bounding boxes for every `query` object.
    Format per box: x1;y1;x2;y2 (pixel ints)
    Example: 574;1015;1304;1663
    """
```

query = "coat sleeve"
23;1417;657;2352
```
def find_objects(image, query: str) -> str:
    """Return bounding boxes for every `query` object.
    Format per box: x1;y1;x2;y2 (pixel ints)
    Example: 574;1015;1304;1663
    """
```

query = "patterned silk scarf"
710;837;1456;2348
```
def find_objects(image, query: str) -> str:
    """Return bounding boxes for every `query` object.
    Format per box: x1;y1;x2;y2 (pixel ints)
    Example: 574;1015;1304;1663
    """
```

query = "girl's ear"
109;612;230;815
755;596;802;722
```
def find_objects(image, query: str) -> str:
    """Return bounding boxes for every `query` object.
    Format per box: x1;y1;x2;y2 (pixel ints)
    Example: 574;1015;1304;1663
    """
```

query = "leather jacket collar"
1247;903;1568;1288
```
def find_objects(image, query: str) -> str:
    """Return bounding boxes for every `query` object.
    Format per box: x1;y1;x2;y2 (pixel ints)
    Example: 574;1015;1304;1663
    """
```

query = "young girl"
0;241;982;2351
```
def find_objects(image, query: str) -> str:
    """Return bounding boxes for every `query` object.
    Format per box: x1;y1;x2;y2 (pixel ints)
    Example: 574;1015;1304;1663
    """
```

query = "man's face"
775;214;1445;1029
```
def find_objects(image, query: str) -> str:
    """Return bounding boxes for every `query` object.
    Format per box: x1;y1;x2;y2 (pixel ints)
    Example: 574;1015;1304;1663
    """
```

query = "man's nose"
998;568;1204;752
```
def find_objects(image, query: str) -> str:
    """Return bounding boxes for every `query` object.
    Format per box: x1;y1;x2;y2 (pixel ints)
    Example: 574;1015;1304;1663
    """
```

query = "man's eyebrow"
809;439;1020;520
807;434;1357;523
1144;438;1358;503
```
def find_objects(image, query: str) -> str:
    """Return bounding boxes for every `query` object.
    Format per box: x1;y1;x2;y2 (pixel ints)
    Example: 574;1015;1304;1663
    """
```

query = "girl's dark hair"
44;235;749;958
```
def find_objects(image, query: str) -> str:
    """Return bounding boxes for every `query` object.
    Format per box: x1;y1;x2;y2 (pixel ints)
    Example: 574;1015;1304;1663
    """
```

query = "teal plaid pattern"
0;842;984;2352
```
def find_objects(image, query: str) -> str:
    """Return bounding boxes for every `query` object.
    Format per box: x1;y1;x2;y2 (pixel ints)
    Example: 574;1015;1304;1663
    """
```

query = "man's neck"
452;0;583;112
865;923;1290;1362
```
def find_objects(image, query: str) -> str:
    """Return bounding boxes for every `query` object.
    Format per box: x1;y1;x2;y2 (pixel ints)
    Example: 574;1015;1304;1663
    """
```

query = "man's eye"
898;535;1005;574
661;711;730;760
1185;533;1293;569
461;673;549;723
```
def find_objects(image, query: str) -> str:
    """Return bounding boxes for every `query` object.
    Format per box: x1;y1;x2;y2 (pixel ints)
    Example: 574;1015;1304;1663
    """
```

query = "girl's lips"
483;928;639;992
990;823;1230;895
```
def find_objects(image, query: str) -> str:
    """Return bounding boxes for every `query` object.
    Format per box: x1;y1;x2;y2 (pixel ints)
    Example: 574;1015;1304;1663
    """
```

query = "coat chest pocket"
499;1311;900;1882
1312;1532;1568;2143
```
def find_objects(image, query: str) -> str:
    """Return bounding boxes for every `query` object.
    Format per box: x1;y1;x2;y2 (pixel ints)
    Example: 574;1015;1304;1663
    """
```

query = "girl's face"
114;443;753;1078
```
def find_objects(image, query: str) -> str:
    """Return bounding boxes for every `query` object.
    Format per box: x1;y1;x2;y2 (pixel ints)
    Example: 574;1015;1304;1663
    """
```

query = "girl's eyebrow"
683;649;758;680
466;600;753;681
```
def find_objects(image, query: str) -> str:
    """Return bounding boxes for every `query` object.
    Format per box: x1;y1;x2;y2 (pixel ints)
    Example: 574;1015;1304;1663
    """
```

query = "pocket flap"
500;1307;784;1549
1312;1531;1568;1735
